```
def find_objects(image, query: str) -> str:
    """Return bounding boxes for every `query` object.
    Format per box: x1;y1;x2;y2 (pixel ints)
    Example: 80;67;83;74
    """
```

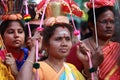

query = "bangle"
82;70;87;77
89;67;97;73
26;59;34;64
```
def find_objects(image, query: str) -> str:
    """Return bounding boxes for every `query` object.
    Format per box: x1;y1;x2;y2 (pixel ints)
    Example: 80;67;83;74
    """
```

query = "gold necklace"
89;37;112;55
89;38;97;51
45;60;63;73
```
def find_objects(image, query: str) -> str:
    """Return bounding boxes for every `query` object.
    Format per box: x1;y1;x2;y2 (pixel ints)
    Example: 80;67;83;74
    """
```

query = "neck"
91;37;111;48
45;57;65;72
6;47;23;59
6;47;21;53
47;56;64;65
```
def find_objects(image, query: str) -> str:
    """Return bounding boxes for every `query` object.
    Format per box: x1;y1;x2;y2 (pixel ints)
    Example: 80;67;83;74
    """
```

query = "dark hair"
80;21;90;31
88;6;115;24
0;20;26;38
25;24;39;37
43;23;73;45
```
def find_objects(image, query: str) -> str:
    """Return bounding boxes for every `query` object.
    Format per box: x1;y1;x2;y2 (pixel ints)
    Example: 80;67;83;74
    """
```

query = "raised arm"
76;41;104;79
16;32;43;80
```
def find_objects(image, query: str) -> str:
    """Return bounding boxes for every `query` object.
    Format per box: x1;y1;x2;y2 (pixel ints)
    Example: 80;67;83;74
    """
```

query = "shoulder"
21;47;29;58
65;63;85;80
66;63;77;69
112;41;120;45
109;41;120;47
21;47;29;54
37;61;49;70
82;37;90;44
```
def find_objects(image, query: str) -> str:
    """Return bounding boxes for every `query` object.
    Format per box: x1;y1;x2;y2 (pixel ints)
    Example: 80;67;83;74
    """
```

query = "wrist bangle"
27;59;34;64
82;70;87;77
89;67;97;73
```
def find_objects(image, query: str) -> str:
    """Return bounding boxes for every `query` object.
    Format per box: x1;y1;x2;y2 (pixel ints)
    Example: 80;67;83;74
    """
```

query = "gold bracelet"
82;69;88;77
26;59;34;64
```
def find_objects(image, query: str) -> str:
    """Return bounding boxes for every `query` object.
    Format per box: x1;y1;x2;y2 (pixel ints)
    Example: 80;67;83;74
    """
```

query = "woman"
16;15;97;80
86;6;120;80
67;0;120;79
0;20;28;78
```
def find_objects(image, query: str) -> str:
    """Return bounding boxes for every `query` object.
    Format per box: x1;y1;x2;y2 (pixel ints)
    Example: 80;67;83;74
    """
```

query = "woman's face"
94;10;115;40
3;21;25;49
46;26;72;59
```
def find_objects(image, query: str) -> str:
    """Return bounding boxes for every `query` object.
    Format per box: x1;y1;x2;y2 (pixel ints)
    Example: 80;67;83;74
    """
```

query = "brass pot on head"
0;0;23;15
45;1;65;18
43;1;69;26
0;0;23;20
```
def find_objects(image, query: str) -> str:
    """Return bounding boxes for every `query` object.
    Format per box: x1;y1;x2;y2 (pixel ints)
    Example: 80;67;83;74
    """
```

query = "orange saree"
33;61;85;80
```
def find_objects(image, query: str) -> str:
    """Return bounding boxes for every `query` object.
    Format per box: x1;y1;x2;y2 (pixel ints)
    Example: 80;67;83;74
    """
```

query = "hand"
27;31;43;51
76;41;104;68
76;41;92;78
76;41;103;79
76;41;90;67
5;53;18;76
5;53;16;65
33;31;43;51
91;47;104;68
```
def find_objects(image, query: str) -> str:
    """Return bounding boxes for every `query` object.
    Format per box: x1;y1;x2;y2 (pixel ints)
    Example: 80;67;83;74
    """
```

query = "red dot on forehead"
61;26;65;28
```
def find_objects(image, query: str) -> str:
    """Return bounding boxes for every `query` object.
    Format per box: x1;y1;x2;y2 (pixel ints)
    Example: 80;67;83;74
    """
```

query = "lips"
59;48;68;53
14;40;21;44
105;30;113;33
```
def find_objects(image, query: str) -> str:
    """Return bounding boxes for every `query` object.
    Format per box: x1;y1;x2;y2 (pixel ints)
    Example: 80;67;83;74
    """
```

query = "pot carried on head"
0;0;23;20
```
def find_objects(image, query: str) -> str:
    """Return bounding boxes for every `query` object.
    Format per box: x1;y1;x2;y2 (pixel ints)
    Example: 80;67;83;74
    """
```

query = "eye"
98;20;107;24
98;19;115;25
65;37;71;41
18;29;24;34
110;20;115;24
7;29;14;34
55;37;62;41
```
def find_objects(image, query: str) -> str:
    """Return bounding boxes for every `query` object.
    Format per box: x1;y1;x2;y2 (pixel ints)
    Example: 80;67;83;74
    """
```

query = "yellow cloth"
0;59;15;80
0;40;2;49
33;61;85;80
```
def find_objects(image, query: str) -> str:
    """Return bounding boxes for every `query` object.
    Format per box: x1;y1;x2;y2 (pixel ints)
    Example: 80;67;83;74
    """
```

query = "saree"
33;61;85;80
99;42;120;80
66;38;120;80
0;59;15;80
0;47;28;71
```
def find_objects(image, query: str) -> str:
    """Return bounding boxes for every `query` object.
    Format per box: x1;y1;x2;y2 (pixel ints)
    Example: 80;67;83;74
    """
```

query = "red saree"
99;42;120;80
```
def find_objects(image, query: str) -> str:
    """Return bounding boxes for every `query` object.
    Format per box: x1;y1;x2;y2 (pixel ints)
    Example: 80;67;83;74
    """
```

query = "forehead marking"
59;31;69;35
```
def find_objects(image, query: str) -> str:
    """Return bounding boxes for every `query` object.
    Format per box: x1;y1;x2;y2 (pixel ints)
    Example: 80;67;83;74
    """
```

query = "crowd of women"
0;0;120;80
